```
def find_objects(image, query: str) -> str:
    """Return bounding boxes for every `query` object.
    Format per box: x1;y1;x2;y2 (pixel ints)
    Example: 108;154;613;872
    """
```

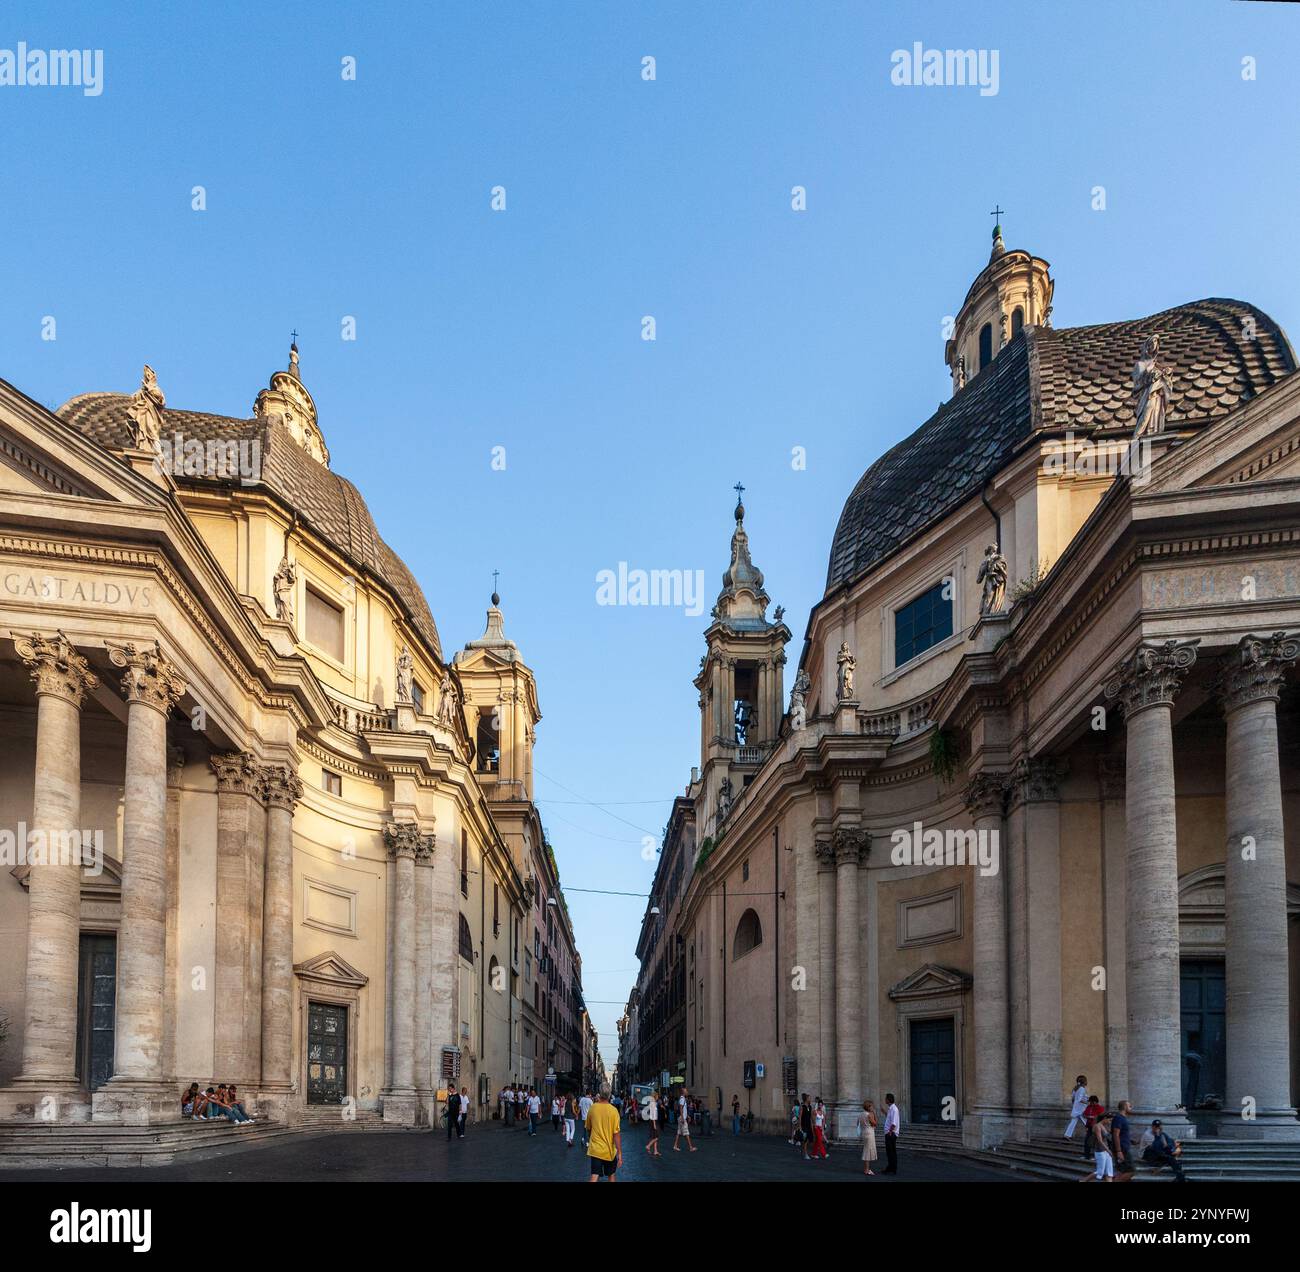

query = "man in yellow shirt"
584;1092;623;1182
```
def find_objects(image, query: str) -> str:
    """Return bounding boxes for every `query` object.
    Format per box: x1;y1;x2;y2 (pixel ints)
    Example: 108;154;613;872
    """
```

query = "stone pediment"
293;950;369;989
888;962;972;1002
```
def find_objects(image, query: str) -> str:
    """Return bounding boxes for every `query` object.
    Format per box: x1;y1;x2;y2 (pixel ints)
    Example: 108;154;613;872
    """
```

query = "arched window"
978;323;993;370
1012;306;1024;337
732;908;763;960
459;913;474;962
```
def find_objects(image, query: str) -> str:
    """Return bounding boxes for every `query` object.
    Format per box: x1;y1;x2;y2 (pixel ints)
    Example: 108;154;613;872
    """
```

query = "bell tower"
694;488;790;837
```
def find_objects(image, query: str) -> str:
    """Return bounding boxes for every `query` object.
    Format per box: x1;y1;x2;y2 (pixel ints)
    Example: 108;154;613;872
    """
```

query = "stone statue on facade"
717;777;734;822
954;354;967;390
127;364;166;449
272;556;296;623
773;605;785;625
436;672;460;725
1132;334;1174;437
395;646;414;704
788;668;810;731
976;543;1008;615
835;641;856;701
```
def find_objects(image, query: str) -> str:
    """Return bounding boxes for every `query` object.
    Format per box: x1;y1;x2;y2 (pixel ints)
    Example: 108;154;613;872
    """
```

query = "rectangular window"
741;858;749;882
894;580;954;667
411;680;424;713
460;830;469;897
305;586;345;663
321;768;342;797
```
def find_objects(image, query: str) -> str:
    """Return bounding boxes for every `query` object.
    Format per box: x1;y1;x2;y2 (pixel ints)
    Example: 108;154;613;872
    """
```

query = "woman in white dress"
858;1100;878;1176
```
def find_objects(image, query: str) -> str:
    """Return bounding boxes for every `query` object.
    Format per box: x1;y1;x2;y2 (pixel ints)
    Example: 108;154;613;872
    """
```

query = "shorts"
1094;1150;1114;1180
589;1155;617;1177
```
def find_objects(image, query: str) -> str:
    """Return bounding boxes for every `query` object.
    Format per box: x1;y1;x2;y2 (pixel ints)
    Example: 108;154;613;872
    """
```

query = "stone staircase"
965;1135;1300;1183
0;1109;405;1169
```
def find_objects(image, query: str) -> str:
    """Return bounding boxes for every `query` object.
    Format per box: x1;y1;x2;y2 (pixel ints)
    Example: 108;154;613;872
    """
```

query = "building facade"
646;226;1300;1145
0;347;580;1127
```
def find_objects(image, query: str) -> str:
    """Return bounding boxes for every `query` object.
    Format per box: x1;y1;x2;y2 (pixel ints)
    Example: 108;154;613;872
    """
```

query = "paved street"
0;1120;1020;1183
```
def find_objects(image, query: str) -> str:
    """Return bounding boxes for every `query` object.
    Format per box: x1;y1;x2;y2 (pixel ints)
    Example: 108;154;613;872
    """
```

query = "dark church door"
1180;960;1226;1109
76;934;117;1092
909;1017;955;1124
307;1002;348;1104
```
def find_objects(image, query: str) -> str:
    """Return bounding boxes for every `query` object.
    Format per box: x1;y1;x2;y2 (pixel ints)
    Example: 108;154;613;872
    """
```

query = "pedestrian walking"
456;1085;469;1138
799;1093;813;1160
882;1093;901;1174
578;1091;594;1148
1111;1100;1134;1180
564;1094;578;1147
551;1095;562;1132
788;1098;802;1147
585;1091;623;1183
503;1084;515;1127
808;1098;829;1160
1081;1092;1105;1159
731;1094;741;1136
1063;1074;1089;1142
673;1087;697;1153
527;1088;541;1135
858;1100;878;1176
1085;1111;1114;1183
645;1089;662;1157
446;1087;461;1141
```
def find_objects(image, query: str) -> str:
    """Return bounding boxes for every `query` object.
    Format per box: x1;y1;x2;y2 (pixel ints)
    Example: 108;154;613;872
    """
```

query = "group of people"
1064;1075;1187;1182
638;1087;700;1156
787;1092;901;1175
181;1081;255;1125
491;1085;604;1148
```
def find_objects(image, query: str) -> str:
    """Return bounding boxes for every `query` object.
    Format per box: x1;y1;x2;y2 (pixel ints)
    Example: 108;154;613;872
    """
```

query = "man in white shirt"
527;1089;541;1135
882;1093;901;1175
578;1092;594;1147
1063;1075;1089;1141
673;1088;698;1153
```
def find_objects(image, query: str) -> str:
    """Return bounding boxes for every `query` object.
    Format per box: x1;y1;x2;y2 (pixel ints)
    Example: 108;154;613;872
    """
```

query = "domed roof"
827;298;1296;593
57;390;442;660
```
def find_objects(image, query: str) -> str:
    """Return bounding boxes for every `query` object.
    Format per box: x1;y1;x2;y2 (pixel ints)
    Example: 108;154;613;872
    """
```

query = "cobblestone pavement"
0;1119;1022;1183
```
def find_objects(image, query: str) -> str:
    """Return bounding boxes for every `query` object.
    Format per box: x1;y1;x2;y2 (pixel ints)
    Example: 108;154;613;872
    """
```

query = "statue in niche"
836;641;856;701
1132;334;1175;437
272;556;296;624
395;647;414;704
717;777;734;822
977;543;1008;615
127;364;166;449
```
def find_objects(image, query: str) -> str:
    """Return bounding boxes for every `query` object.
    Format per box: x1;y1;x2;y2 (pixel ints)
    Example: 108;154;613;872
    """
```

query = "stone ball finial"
491;591;500;607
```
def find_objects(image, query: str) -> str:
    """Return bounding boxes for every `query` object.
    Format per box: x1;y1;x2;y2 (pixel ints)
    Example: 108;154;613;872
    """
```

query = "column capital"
1007;755;1063;811
260;763;304;811
383;820;433;861
963;769;1007;819
1217;631;1300;712
106;639;187;715
814;837;836;873
832;826;869;867
1104;638;1199;718
210;750;260;796
12;630;99;706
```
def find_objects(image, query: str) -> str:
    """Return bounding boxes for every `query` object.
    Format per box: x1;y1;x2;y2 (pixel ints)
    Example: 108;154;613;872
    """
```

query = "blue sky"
4;0;1298;1063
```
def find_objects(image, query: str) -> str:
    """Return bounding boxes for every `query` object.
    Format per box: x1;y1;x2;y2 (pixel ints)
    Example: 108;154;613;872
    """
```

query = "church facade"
0;346;578;1127
649;226;1300;1145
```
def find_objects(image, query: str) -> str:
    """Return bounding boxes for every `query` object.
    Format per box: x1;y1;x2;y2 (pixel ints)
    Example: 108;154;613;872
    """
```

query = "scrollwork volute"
831;826;870;867
1104;639;1199;718
107;639;187;714
210;751;261;796
13;630;99;706
260;764;305;811
1217;632;1300;712
963;770;1006;820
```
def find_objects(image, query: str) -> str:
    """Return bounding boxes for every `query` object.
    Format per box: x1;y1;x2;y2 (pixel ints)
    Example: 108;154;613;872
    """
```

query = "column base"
830;1101;863;1141
252;1085;294;1124
962;1110;1016;1150
1215;1108;1300;1140
0;1079;92;1123
91;1079;181;1125
382;1089;418;1125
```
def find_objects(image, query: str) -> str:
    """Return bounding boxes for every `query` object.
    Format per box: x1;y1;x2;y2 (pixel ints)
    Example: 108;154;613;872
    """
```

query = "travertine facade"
642;232;1300;1146
0;348;582;1126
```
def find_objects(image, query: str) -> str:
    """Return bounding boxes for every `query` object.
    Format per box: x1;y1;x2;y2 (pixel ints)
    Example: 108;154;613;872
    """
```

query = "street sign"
755;1062;765;1079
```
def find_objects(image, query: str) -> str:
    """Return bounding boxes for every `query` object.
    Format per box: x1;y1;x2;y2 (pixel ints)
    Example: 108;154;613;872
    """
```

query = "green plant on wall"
929;728;960;785
694;836;714;874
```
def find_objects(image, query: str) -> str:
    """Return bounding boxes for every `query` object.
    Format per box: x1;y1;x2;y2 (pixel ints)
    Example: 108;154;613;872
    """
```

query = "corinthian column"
964;771;1009;1145
94;641;187;1124
1105;638;1198;1117
258;764;303;1121
414;835;435;1124
0;632;98;1123
383;820;423;1124
210;751;262;1085
814;838;837;1101
833;827;869;1125
1218;633;1298;1136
